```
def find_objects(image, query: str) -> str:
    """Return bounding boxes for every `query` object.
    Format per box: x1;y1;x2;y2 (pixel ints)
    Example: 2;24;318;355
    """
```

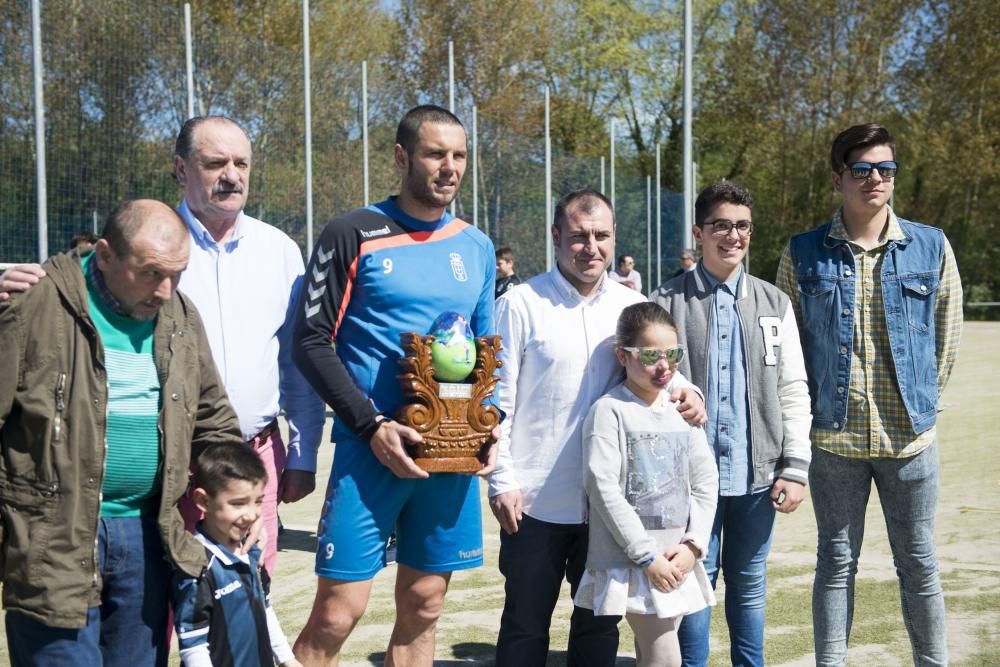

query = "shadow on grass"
277;527;317;553
365;646;639;666
367;642;495;665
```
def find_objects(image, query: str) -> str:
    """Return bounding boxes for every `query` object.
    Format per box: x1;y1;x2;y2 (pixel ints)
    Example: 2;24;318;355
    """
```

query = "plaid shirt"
85;252;131;317
776;208;962;459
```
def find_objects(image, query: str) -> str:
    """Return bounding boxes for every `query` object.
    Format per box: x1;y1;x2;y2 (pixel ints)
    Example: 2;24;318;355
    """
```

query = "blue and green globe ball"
428;312;477;382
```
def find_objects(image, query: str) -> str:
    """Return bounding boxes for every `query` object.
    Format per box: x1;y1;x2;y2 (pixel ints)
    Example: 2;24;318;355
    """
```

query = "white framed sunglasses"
621;345;686;366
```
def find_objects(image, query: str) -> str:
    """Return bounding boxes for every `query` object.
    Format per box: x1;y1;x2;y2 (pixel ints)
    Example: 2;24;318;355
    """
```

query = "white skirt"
574;561;716;619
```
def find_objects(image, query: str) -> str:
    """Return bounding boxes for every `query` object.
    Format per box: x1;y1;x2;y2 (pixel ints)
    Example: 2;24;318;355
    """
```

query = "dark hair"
615;302;676;348
553;188;615;230
101;199;185;256
495;246;515;263
830;123;896;173
192;442;268;497
175;115;248;160
617;254;633;266
70;231;99;249
395;105;464;157
694;180;753;226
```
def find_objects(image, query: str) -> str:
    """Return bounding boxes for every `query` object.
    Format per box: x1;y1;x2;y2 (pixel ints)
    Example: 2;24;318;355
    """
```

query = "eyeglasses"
844;161;898;180
622;346;686;366
698;219;754;237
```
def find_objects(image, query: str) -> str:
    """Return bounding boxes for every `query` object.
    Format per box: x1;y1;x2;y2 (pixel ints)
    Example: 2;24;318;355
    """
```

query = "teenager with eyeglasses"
650;180;813;667
777;123;962;666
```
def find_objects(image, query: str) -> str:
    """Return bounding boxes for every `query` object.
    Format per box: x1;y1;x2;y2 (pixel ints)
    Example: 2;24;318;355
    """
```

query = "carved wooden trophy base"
395;333;503;473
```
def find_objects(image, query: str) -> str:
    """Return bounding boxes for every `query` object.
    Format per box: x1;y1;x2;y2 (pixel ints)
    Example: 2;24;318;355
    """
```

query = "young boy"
495;246;522;299
172;442;301;667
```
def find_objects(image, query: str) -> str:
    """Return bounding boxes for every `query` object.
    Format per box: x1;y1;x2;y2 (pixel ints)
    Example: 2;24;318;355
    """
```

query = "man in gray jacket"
649;181;812;667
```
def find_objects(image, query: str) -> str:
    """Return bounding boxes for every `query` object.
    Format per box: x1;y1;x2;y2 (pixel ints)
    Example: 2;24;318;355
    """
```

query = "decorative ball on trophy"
427;311;477;382
395;315;503;474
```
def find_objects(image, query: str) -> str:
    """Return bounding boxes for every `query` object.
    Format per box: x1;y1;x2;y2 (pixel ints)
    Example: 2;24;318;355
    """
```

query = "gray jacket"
649;264;812;489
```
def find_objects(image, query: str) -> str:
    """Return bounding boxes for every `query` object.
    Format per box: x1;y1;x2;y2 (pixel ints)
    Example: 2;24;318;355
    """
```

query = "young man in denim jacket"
776;124;963;666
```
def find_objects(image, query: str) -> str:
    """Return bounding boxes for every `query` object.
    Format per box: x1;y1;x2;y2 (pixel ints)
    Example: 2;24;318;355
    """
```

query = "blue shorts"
315;436;484;580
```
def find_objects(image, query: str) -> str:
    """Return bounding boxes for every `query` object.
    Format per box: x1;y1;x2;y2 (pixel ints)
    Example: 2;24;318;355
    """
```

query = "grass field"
3;323;998;664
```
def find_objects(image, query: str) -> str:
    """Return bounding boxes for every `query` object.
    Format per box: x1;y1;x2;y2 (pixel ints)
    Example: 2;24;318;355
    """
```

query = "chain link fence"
1;0;688;285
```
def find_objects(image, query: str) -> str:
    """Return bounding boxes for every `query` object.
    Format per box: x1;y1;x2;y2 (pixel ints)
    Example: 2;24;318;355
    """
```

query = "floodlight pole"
472;105;478;229
682;0;694;247
609;118;616;211
184;3;195;119
600;156;605;194
646;175;652;295
302;0;314;255
656;141;662;286
448;41;455;217
31;0;47;261
545;85;552;271
362;60;369;206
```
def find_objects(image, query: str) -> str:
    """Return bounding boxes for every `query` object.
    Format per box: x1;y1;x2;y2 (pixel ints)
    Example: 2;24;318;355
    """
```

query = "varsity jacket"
650;263;812;489
0;251;242;628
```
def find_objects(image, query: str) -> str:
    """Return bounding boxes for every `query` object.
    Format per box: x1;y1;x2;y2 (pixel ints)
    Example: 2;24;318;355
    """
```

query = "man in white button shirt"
172;116;325;575
489;189;707;665
0;116;326;576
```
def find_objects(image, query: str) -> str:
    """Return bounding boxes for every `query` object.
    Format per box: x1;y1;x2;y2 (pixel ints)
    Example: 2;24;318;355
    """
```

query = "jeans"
6;515;171;667
678;491;776;667
495;514;620;667
810;443;947;666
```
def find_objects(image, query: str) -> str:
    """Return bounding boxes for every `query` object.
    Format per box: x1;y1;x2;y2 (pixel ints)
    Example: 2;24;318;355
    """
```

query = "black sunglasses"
844;161;898;180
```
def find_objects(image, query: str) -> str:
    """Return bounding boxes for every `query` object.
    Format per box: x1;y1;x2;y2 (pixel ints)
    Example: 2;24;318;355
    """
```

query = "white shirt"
609;268;642;292
489;266;683;524
177;200;325;471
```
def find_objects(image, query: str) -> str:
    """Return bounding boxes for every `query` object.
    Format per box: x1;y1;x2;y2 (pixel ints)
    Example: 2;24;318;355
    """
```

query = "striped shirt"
776;208;962;459
83;254;162;515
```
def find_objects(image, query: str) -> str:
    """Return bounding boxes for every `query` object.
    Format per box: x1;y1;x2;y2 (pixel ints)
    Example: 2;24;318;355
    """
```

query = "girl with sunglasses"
575;302;719;667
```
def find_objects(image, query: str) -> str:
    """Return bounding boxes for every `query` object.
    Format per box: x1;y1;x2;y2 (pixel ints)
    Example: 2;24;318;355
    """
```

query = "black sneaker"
385;534;398;565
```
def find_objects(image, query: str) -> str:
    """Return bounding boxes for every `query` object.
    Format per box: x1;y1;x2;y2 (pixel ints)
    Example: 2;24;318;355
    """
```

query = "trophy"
395;312;503;473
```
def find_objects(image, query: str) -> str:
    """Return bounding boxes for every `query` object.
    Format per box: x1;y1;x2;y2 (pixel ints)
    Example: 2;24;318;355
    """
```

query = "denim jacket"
787;217;944;434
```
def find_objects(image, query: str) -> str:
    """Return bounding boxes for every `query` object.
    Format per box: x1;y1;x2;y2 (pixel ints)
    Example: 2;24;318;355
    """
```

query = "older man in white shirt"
172;116;325;575
489;189;706;666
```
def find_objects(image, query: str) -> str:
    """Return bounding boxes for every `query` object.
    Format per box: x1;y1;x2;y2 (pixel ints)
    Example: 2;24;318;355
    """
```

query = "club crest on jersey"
449;253;468;282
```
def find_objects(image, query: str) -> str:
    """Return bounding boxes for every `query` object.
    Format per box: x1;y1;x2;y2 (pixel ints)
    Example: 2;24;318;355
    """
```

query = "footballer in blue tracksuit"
291;105;497;662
